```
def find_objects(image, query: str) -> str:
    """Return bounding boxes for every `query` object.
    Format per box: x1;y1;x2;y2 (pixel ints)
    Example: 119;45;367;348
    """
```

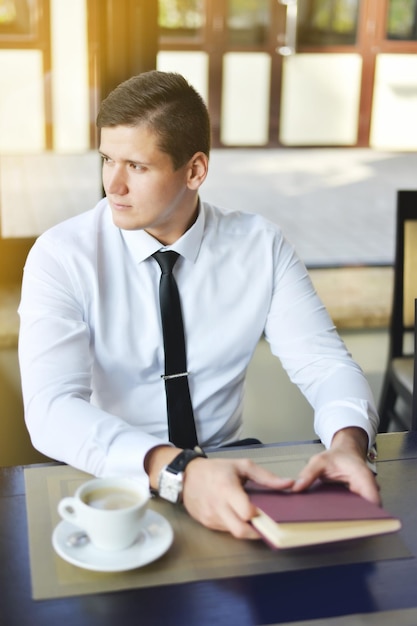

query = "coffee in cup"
82;487;140;511
58;477;149;551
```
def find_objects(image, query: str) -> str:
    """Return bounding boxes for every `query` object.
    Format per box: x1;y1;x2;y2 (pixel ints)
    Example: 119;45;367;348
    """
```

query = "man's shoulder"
37;198;109;246
26;198;114;270
201;201;281;237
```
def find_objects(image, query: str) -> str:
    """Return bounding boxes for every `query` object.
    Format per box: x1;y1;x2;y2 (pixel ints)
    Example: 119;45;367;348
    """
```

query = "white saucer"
52;509;174;572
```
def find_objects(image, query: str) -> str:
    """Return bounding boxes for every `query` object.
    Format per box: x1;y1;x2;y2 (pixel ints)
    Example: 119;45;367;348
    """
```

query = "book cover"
247;481;401;549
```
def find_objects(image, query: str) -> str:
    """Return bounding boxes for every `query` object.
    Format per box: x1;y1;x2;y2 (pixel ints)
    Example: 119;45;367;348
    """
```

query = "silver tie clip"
161;372;189;380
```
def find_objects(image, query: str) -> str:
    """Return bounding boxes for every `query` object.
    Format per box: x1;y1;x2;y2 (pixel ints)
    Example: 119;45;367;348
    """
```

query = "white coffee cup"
58;477;149;551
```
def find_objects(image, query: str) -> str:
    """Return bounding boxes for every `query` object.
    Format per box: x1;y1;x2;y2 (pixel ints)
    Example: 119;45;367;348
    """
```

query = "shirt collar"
119;200;205;265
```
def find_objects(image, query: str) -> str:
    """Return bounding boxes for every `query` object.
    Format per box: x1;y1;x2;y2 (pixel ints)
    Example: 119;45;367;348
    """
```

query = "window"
386;0;417;41
0;0;36;40
226;0;270;46
158;0;205;41
297;0;360;47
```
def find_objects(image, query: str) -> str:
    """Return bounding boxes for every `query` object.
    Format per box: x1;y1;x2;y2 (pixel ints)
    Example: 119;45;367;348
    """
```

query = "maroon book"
246;481;401;549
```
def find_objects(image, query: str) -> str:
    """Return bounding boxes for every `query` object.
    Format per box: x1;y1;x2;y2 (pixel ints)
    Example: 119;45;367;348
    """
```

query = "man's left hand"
291;427;381;505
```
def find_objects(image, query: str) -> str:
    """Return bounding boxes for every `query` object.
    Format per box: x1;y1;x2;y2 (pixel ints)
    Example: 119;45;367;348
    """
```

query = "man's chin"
111;211;142;231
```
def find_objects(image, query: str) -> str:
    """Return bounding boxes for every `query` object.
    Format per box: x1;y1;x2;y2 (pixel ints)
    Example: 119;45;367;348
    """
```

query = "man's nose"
106;167;128;194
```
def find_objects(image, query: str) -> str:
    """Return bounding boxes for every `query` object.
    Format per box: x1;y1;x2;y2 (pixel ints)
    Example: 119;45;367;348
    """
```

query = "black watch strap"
166;447;207;474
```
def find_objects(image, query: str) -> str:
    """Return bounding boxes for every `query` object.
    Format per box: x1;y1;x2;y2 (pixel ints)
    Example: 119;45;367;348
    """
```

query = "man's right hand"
144;445;294;539
182;456;295;538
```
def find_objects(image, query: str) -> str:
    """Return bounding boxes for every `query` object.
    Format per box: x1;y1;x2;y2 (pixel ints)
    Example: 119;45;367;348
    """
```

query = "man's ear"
187;152;209;190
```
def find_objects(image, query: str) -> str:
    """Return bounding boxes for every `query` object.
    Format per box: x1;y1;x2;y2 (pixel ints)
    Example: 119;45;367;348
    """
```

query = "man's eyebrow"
98;151;149;165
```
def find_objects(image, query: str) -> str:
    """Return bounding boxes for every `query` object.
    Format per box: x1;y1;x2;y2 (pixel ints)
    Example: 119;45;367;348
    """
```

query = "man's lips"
111;201;131;211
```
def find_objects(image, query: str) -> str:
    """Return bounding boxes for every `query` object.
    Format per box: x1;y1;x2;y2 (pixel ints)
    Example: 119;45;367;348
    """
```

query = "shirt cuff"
99;430;171;487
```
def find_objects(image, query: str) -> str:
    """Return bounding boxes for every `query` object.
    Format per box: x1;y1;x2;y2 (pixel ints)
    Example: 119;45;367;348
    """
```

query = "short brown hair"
97;71;211;170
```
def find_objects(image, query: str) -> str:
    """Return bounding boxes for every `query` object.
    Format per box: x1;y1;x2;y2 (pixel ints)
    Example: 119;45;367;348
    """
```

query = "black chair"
412;298;417;432
379;190;417;432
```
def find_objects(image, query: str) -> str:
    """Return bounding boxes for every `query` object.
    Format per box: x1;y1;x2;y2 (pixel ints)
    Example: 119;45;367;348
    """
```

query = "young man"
18;71;379;539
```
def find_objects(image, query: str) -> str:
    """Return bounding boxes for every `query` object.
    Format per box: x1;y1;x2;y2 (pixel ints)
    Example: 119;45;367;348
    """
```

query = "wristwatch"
158;447;207;503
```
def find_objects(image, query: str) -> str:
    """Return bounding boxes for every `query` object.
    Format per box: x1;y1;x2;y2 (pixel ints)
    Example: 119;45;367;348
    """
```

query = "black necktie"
152;251;198;449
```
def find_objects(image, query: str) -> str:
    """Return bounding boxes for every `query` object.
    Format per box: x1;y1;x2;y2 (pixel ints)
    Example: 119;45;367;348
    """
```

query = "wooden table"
1;432;416;626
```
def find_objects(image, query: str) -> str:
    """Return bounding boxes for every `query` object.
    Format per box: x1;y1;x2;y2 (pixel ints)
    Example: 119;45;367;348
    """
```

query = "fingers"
197;487;262;540
182;457;294;539
222;460;294;539
240;458;295;491
348;473;381;505
292;450;381;505
291;453;328;492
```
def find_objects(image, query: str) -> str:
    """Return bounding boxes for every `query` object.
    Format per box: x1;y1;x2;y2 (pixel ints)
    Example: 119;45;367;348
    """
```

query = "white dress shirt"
18;199;378;482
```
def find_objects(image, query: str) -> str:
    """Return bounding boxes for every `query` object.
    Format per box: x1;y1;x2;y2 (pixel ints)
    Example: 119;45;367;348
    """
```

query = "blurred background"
1;0;416;464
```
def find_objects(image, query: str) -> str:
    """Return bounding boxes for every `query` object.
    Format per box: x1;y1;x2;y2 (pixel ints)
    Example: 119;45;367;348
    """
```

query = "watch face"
159;471;183;503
